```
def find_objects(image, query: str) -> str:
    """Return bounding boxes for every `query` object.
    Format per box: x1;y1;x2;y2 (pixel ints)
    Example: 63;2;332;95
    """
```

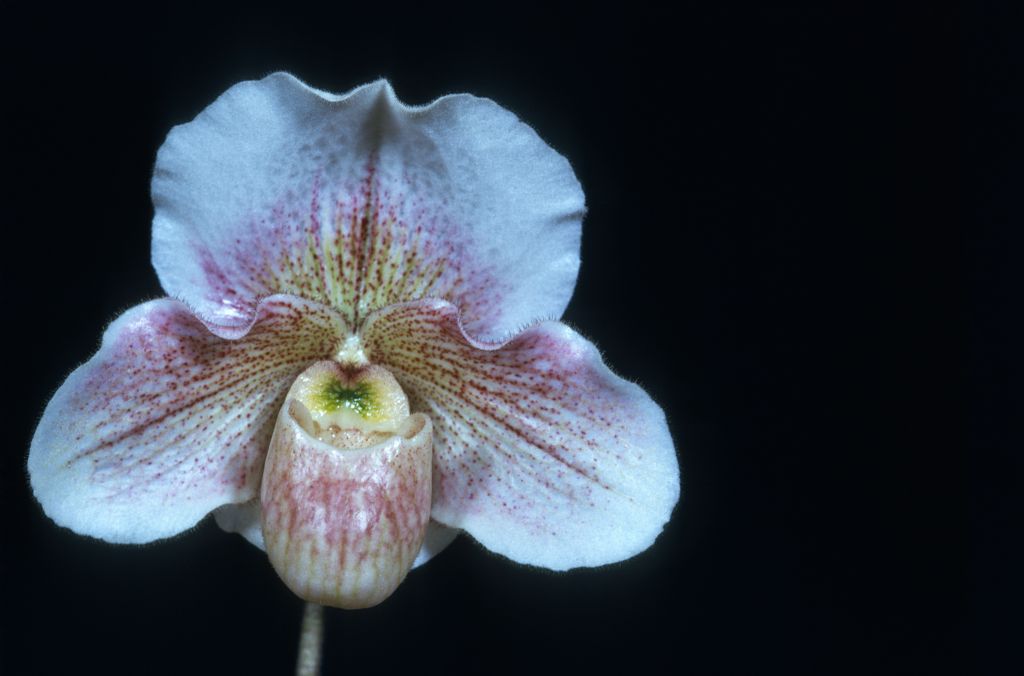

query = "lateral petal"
411;521;460;569
361;299;680;570
28;295;345;543
152;73;584;340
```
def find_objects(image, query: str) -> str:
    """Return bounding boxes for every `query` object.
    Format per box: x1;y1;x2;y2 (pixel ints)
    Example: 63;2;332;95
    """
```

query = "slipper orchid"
29;73;679;610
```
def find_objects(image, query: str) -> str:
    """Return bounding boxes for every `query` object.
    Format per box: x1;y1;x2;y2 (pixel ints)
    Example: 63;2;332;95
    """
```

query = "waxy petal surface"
153;73;584;341
362;300;680;570
262;405;433;608
214;499;458;569
29;295;345;543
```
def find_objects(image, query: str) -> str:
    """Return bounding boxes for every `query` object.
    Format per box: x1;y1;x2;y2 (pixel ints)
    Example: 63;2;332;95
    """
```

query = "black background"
4;5;965;675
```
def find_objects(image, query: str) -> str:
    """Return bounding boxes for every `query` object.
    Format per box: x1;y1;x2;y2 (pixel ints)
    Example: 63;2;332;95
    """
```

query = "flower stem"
296;602;324;676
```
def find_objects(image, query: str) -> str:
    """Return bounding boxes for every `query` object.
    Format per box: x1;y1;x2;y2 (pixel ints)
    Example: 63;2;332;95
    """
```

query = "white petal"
362;299;680;570
412;522;460;569
152;73;584;339
28;295;346;543
213;499;265;550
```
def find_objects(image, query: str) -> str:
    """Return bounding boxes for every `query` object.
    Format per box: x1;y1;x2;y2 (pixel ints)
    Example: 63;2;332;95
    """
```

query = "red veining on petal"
63;296;344;505
361;300;655;539
192;162;505;334
261;408;432;608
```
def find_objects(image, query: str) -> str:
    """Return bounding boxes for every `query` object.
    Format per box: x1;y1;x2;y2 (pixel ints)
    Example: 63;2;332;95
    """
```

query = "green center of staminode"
314;380;377;418
289;362;409;434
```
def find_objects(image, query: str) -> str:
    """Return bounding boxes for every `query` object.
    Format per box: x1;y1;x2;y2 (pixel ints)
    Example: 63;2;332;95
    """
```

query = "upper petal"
28;295;345;543
361;299;680;570
152;73;584;340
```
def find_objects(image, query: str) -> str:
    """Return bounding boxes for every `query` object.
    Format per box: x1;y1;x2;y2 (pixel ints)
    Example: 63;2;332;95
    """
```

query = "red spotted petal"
152;74;584;341
28;295;346;543
361;299;680;570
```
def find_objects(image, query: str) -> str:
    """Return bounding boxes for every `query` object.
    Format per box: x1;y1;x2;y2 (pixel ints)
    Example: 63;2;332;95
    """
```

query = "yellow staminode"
288;361;410;435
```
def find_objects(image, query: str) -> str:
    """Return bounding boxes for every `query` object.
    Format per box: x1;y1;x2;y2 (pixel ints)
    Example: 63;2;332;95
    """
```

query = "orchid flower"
29;74;679;615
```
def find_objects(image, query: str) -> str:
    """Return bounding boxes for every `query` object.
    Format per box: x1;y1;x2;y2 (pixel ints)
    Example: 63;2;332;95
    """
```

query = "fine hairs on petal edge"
362;298;680;571
28;295;346;544
151;71;585;343
31;74;677;576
